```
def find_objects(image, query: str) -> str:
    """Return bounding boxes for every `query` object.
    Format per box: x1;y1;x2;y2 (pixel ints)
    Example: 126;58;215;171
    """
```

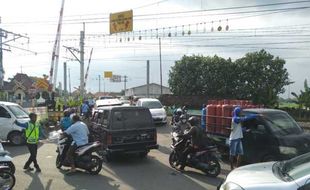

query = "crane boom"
83;48;93;91
49;0;65;90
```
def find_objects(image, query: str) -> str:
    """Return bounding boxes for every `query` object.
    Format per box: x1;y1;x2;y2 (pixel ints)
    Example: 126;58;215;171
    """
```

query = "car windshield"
7;105;29;119
142;101;162;109
112;109;153;130
280;152;310;180
263;112;302;135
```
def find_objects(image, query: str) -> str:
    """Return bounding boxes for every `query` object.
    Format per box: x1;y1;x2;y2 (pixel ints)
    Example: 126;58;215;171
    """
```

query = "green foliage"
291;79;310;110
234;50;290;106
0;92;8;101
168;50;290;107
67;96;83;107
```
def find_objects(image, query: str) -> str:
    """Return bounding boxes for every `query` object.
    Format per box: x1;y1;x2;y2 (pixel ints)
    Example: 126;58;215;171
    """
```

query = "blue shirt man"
81;102;89;114
201;104;207;131
64;120;89;146
64;115;89;174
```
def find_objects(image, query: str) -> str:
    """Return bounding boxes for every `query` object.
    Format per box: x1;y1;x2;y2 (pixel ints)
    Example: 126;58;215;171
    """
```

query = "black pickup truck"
90;106;158;161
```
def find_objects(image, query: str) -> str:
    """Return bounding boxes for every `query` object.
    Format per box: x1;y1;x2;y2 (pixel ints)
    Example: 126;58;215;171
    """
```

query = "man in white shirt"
64;115;89;174
229;106;257;170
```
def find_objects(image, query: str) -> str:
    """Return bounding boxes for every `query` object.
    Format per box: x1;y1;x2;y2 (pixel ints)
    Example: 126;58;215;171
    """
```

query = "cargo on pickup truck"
205;100;310;163
89;106;158;161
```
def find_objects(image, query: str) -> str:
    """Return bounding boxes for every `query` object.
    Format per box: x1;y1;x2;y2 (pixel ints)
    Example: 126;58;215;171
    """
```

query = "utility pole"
0;20;29;89
68;67;71;96
49;0;65;91
98;75;101;92
63;62;67;103
123;75;127;95
159;37;163;95
63;24;85;98
147;60;150;98
80;24;85;97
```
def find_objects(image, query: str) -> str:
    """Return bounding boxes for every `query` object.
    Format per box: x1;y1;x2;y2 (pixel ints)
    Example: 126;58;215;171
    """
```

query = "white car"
219;152;310;190
0;101;30;145
136;98;167;125
95;98;123;108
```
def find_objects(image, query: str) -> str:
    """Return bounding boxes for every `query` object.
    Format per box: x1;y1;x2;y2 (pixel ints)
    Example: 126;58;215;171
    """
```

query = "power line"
2;1;310;25
133;0;169;10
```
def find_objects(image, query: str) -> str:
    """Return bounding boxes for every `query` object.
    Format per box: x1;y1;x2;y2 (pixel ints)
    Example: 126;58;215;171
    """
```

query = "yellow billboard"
110;10;133;34
104;71;113;78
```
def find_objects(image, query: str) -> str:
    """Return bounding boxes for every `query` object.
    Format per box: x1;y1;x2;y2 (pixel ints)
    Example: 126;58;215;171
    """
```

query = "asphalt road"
3;126;230;190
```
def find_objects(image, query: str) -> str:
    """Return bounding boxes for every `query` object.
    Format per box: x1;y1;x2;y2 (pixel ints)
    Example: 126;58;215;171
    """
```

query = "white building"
125;83;172;98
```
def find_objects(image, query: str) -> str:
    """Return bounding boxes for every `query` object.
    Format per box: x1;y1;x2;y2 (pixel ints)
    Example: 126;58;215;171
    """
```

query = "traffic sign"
110;75;122;82
104;71;113;78
110;10;133;34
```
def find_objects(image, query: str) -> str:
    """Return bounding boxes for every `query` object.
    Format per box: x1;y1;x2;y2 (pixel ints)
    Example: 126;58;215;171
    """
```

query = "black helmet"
188;116;198;126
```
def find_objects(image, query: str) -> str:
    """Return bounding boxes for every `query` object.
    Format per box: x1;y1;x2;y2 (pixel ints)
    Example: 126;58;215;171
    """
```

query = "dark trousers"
180;145;196;169
66;144;77;165
24;143;40;169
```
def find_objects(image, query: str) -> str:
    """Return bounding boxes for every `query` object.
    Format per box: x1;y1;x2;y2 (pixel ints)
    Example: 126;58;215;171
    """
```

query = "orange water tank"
222;104;234;136
215;104;223;133
207;104;216;133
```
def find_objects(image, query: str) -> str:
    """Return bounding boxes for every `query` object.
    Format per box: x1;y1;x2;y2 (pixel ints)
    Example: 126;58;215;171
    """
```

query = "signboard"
36;78;49;90
110;10;133;34
104;71;113;78
110;75;122;83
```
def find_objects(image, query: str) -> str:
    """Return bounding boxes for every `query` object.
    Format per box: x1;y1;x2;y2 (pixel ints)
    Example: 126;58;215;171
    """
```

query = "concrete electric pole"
0;19;30;89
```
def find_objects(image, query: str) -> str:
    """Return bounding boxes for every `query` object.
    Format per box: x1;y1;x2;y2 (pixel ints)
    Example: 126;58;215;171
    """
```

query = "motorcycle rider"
60;110;72;131
178;116;203;171
64;115;89;175
171;108;183;125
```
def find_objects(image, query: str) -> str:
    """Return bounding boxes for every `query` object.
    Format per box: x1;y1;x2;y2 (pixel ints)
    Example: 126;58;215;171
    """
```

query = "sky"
0;0;309;98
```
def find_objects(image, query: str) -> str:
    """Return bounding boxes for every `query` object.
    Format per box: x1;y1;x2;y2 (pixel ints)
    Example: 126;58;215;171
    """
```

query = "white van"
0;101;30;145
136;98;167;125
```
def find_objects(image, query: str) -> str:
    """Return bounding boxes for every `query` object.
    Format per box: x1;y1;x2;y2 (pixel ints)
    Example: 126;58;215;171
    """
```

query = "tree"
234;49;290;107
168;50;290;107
292;79;310;110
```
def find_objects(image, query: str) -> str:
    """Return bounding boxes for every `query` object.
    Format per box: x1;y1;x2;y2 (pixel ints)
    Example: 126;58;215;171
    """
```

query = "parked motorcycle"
55;132;103;175
169;130;221;177
0;143;15;175
0;165;15;190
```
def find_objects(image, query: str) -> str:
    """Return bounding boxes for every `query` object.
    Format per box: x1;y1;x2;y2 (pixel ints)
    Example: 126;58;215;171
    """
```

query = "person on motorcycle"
81;100;90;120
178;116;203;171
171;108;183;125
60;110;72;131
173;114;190;132
64;115;89;175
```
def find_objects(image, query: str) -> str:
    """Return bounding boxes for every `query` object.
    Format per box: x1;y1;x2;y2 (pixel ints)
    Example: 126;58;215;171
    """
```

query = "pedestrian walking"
15;113;41;172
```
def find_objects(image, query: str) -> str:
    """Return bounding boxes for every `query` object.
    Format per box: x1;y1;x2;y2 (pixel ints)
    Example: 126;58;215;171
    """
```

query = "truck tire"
139;151;148;159
8;131;26;145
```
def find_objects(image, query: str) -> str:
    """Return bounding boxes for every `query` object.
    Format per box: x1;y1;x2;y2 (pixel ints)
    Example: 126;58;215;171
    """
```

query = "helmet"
63;110;70;117
180;114;187;124
188;116;198;126
233;106;241;116
176;108;183;116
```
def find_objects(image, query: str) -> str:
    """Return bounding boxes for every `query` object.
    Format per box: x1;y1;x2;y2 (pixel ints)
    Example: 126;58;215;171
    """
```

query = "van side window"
0;106;11;118
102;110;109;127
244;118;266;134
112;111;123;129
91;112;98;122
